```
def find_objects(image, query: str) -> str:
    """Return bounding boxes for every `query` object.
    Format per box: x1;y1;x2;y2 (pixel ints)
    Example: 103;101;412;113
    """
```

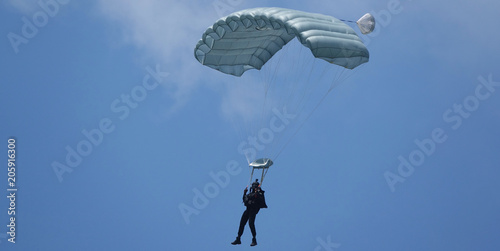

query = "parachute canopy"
194;7;369;77
356;13;375;34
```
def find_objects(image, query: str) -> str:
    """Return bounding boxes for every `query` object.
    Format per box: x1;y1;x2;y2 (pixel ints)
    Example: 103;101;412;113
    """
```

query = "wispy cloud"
95;0;412;121
5;0;40;14
95;0;229;117
220;78;269;124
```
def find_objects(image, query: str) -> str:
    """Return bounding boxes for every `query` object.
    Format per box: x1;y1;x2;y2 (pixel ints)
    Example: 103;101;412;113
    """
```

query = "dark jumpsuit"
237;188;268;238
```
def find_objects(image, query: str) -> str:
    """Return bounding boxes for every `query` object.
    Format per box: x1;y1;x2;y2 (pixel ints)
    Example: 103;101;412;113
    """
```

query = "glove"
244;188;248;193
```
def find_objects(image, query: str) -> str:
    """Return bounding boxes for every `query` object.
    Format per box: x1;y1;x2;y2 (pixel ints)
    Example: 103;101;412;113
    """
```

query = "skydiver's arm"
242;188;248;202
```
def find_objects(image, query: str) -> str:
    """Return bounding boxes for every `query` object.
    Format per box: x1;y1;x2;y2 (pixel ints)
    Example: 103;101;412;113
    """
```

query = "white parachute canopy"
194;8;371;180
194;7;369;77
356;13;375;34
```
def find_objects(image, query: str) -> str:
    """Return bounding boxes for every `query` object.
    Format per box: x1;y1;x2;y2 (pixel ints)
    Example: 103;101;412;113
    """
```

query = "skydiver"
231;179;268;247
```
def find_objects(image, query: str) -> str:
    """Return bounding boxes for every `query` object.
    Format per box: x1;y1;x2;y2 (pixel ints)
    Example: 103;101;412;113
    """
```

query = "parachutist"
231;180;267;246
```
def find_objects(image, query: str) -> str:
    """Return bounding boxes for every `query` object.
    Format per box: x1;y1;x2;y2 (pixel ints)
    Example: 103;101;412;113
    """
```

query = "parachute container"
356;13;375;34
249;158;273;169
249;158;273;186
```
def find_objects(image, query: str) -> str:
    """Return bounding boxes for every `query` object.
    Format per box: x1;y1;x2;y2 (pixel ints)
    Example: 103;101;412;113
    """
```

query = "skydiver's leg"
248;211;257;238
237;209;249;237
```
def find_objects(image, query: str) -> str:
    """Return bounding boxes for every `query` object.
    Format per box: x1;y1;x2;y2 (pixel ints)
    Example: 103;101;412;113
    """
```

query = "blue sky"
1;0;500;250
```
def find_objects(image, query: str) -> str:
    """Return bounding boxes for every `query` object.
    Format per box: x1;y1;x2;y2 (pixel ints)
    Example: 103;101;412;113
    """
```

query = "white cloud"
97;0;207;60
94;0;383;120
220;78;268;124
5;0;40;14
96;0;230;117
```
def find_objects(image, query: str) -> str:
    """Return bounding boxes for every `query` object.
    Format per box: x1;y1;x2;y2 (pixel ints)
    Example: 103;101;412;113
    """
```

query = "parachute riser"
248;167;269;187
247;168;255;188
248;158;273;187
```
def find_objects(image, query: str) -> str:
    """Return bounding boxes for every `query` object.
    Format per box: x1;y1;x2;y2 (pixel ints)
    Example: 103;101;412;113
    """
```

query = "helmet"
251;179;260;188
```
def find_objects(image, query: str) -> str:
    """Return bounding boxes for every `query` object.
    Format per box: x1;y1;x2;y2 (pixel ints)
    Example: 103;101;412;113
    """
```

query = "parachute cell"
194;7;369;77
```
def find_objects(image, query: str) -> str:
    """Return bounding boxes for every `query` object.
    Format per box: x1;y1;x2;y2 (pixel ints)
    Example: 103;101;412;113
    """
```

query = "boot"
250;237;257;246
231;237;241;245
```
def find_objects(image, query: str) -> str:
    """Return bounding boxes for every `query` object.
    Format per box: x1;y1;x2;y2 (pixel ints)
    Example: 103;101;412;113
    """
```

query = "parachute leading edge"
194;7;370;77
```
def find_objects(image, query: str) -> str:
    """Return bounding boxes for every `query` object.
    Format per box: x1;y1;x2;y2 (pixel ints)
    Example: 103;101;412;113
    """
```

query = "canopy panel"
194;7;369;76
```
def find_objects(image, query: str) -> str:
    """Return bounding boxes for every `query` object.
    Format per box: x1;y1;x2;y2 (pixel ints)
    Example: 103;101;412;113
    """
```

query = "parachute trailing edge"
194;7;370;77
